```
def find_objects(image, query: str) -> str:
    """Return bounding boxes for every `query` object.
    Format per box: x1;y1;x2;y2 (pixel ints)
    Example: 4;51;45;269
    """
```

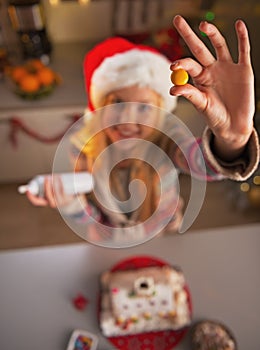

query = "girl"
27;16;259;242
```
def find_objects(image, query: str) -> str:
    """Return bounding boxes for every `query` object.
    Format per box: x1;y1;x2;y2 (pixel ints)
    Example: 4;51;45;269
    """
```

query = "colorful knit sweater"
62;118;259;235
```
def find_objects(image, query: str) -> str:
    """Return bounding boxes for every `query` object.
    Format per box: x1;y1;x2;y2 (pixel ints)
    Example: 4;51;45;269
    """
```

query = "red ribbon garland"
9;114;82;148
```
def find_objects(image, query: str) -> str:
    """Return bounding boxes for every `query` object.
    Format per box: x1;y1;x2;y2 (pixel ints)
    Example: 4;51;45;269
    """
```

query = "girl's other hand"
26;175;75;208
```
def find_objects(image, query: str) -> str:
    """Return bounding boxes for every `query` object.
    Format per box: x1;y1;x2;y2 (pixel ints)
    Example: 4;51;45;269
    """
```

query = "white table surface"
0;223;259;350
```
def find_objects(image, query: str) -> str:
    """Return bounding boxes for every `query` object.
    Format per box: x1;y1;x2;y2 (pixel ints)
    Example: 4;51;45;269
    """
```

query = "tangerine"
26;59;45;72
11;66;28;83
36;67;55;86
19;74;41;93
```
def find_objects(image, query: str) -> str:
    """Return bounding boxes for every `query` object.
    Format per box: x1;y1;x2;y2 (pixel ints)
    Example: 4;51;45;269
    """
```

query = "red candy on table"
73;294;89;311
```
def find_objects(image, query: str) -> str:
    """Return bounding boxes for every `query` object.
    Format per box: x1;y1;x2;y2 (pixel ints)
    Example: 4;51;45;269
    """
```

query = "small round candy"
171;68;189;86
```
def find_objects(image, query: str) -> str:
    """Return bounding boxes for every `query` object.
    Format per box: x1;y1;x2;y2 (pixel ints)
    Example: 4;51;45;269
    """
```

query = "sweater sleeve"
60;195;104;224
201;127;259;181
171;126;259;181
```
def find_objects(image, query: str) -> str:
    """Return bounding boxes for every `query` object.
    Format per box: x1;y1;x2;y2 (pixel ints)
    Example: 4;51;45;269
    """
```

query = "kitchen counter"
0;42;97;112
0;42;99;182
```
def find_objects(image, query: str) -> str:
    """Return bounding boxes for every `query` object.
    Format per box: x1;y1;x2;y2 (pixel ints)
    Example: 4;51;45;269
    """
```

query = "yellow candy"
171;68;189;86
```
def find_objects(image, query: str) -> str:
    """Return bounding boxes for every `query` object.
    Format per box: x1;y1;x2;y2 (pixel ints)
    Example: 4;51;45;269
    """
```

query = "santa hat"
83;37;177;112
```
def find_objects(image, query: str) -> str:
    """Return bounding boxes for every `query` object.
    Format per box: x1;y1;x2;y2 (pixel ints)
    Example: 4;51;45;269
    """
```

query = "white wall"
43;0;112;42
43;0;201;43
1;0;202;44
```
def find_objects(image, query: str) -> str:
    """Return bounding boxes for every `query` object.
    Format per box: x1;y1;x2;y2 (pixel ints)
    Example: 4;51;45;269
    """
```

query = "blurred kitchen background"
0;0;259;250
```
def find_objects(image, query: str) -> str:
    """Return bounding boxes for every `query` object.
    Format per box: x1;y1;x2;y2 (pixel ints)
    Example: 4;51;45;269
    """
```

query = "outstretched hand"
170;15;255;161
26;176;75;208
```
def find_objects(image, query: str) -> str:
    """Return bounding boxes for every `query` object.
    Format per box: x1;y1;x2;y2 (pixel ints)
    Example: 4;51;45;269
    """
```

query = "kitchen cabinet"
0;106;84;182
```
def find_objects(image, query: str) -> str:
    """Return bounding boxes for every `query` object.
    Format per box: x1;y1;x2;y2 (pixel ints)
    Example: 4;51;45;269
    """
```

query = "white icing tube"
18;172;94;196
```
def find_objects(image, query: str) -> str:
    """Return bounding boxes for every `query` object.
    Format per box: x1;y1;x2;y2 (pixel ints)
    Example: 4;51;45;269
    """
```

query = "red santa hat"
83;37;177;112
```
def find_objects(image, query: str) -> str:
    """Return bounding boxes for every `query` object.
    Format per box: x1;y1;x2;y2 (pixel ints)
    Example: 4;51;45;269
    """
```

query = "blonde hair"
72;94;174;224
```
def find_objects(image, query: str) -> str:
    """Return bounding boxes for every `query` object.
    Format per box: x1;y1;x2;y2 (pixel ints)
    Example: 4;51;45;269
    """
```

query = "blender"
8;0;52;62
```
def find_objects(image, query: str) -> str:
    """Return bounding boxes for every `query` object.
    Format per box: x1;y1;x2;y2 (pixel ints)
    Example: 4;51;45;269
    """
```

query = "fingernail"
174;15;181;21
170;61;179;69
169;88;181;96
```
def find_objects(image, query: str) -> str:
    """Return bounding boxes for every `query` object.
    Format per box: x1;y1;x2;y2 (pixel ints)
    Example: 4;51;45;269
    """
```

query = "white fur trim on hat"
90;49;177;112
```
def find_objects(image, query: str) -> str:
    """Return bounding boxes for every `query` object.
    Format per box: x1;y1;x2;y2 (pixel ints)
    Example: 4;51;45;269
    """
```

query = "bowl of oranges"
6;59;61;100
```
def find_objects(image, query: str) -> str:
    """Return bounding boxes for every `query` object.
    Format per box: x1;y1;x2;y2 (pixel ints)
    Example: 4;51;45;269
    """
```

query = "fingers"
173;15;215;67
26;175;69;208
52;175;64;206
235;19;251;65
199;21;233;62
170;57;208;110
44;176;57;208
26;177;56;207
170;58;203;79
170;84;208;113
52;175;76;208
26;191;48;206
173;15;250;66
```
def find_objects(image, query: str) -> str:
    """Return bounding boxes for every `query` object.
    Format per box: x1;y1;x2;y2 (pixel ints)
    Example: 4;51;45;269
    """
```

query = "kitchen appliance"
8;0;52;62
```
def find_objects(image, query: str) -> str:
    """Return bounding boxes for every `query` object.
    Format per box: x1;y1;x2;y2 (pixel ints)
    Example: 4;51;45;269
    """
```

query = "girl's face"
101;85;162;146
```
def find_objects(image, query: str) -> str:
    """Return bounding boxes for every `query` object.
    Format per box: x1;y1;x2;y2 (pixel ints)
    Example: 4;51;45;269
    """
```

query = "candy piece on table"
171;68;189;86
66;329;98;350
73;293;89;311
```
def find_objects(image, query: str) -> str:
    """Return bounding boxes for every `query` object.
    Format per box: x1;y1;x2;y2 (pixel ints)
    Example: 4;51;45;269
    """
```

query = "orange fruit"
36;67;55;86
26;59;45;72
11;66;28;83
171;69;189;86
19;74;41;93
